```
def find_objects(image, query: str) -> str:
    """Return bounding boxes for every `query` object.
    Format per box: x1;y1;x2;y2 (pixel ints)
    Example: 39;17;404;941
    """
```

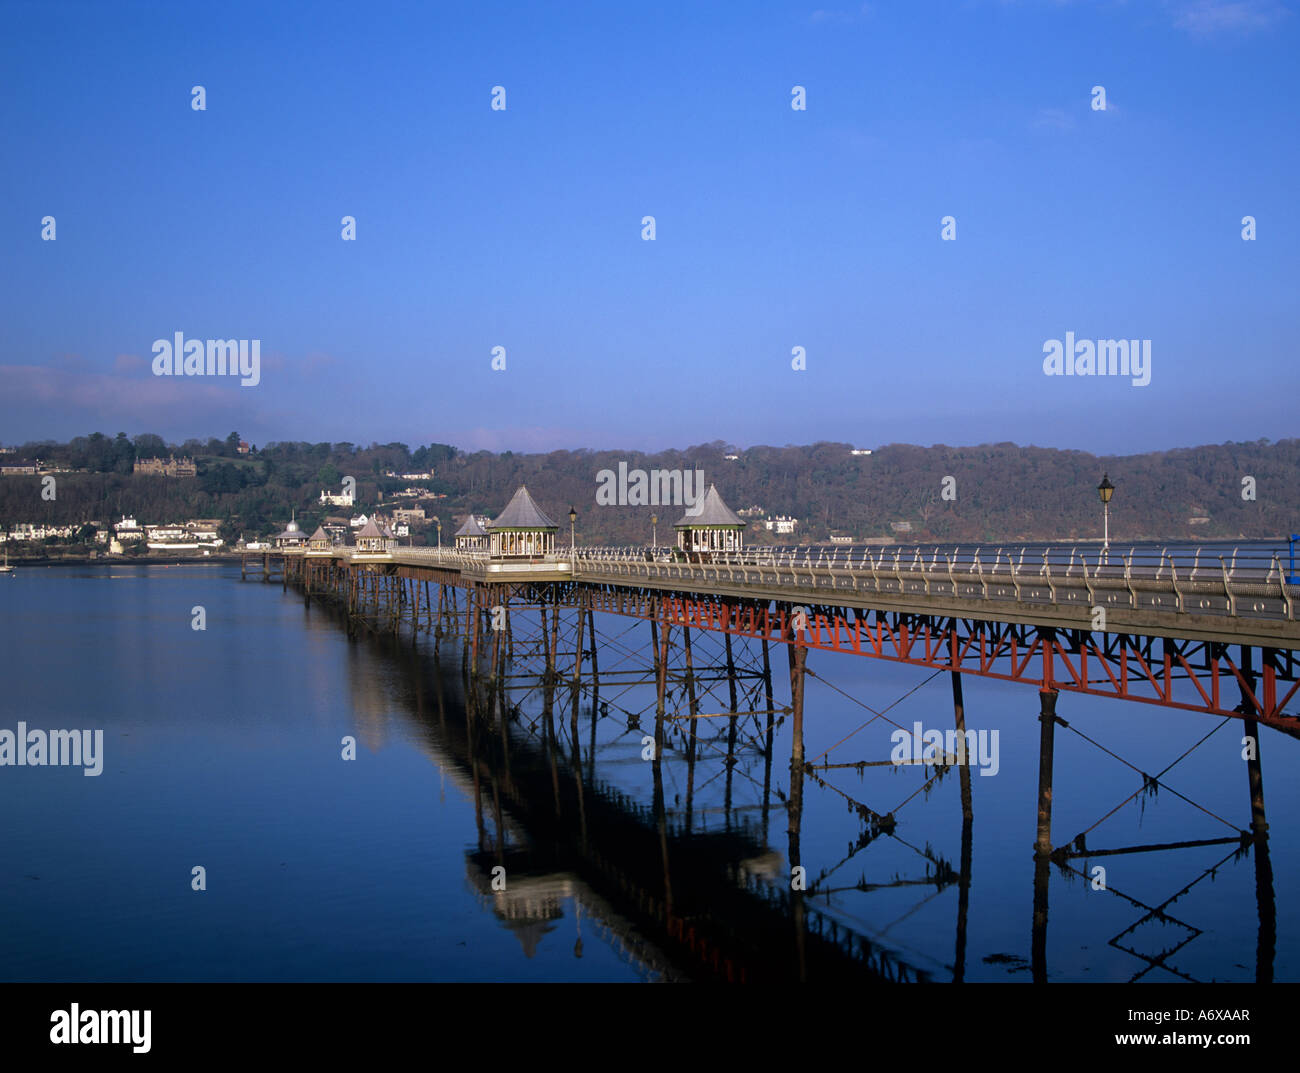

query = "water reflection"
322;591;1281;984
328;604;941;982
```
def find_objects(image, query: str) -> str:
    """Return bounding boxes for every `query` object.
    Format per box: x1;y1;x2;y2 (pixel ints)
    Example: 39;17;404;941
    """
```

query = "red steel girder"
578;587;1300;732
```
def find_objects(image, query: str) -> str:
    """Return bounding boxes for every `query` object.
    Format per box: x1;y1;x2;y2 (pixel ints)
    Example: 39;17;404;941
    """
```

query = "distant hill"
2;433;1295;546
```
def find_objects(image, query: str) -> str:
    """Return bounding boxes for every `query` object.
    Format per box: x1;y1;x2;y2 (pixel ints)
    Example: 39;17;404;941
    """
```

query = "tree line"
1;432;1295;547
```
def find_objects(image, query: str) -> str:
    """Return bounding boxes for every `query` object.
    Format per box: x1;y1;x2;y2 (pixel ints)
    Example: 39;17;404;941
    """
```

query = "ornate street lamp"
651;513;658;548
568;506;577;566
1097;474;1115;555
435;516;441;550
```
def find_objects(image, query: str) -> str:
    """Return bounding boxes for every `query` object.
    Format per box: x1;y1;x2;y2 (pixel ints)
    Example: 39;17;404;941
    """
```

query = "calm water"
0;562;1295;982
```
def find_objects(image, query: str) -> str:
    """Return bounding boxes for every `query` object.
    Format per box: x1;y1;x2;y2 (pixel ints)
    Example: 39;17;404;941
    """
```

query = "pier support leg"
723;623;740;821
951;658;974;983
682;626;699;829
572;591;586;691
1244;715;1268;836
1032;688;1059;984
1237;650;1268;837
955;801;973;984
683;626;698;762
1242;717;1276;983
787;638;806;785
549;602;560;688
1235;652;1276;982
1034;689;1058;857
655;621;670;726
411;577;420;642
786;631;808;984
761;633;775;839
952;669;973;824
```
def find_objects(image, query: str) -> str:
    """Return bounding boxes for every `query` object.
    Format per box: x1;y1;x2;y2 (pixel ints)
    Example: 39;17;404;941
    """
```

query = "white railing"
394;547;572;570
396;547;490;567
278;542;1299;622
562;544;1299;622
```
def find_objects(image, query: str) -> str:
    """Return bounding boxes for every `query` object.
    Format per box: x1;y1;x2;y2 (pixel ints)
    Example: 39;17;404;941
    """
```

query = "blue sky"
1;0;1296;454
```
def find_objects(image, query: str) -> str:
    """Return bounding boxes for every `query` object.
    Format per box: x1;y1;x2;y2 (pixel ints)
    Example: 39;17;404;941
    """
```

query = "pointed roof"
357;518;383;539
489;485;558;530
675;485;744;528
308;526;328;542
455;514;487;537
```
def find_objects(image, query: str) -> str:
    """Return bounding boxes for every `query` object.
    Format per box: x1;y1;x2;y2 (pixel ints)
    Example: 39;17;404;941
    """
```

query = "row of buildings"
109;516;223;551
321;483;445;510
5;480;842;557
0;459;75;476
2;455;200;478
5;483;765;557
734;506;802;534
1;515;224;552
3;522;82;541
271;485;752;558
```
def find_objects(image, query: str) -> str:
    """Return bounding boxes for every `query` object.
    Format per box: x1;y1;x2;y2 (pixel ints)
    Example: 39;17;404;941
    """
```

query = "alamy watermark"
50;1004;150;1054
151;332;261;386
1042;333;1150;387
596;462;705;514
890;721;1000;776
0;722;104;775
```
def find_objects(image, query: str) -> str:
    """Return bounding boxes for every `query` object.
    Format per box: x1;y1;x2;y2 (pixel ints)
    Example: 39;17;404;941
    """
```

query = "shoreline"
2;554;245;568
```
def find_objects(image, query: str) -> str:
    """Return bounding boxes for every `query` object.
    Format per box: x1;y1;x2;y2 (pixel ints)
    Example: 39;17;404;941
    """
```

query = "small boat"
0;546;12;574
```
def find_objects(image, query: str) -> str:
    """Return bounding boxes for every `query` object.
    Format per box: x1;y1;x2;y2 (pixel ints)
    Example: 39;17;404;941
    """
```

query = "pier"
242;489;1294;981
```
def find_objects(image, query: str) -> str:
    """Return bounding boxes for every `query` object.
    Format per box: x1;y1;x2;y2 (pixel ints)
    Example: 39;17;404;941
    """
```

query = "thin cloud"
0;362;233;411
1030;107;1075;132
114;353;148;374
1170;0;1289;35
0;362;274;442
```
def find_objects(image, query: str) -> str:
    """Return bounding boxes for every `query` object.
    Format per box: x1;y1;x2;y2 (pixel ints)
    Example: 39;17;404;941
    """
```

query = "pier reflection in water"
354;615;921;981
327;586;1282;984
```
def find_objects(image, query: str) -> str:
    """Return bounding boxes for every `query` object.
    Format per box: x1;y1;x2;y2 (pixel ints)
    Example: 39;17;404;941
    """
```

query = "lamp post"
568;506;577;567
435;517;441;550
1097;474;1115;559
651;513;658;549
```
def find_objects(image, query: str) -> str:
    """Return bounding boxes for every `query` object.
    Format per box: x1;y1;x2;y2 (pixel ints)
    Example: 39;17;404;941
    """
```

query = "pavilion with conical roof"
674;485;745;553
306;525;331;552
455;513;489;551
488;486;558;558
355;517;389;553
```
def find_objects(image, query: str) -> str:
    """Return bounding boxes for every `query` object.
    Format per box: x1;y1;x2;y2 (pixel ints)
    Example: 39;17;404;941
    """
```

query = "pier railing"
563;544;1298;621
302;543;1298;622
394;547;493;568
